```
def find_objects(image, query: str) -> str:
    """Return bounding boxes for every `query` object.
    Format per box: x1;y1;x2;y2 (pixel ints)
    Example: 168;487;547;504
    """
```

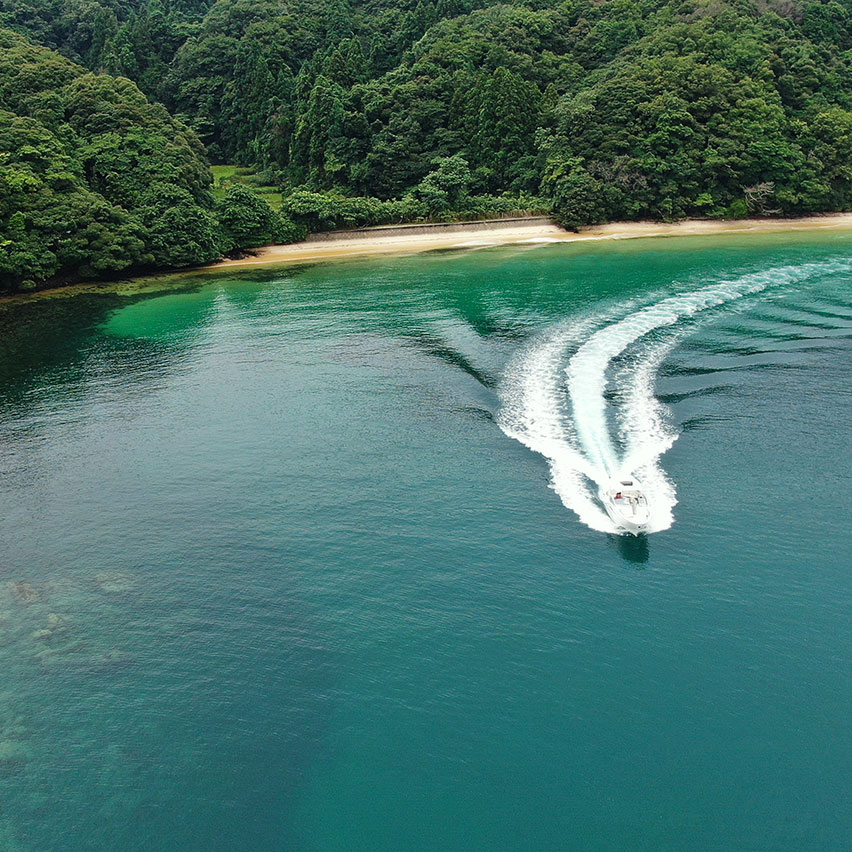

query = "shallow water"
1;232;851;852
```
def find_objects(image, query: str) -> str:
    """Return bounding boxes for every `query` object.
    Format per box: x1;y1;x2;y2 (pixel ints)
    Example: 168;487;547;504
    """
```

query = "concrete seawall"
305;216;558;242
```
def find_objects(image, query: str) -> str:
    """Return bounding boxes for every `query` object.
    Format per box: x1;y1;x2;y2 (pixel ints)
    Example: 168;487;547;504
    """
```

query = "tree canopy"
4;0;852;289
0;27;300;290
0;28;219;289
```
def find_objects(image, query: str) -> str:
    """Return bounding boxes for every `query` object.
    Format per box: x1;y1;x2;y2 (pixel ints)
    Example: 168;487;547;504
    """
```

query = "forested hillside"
0;27;298;290
4;0;852;290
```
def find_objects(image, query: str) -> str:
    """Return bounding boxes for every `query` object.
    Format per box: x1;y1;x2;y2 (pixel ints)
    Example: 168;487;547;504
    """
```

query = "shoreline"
210;213;852;270
5;212;852;309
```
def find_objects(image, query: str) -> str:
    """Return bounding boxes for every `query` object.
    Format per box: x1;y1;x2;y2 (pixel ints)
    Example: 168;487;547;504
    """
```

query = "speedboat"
600;476;650;535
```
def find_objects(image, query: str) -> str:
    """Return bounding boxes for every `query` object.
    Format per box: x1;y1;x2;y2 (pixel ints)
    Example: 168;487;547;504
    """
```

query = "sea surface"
1;231;850;852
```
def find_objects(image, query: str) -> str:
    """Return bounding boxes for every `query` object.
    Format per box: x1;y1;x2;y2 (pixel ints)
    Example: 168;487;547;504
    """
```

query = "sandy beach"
5;213;852;309
210;214;852;270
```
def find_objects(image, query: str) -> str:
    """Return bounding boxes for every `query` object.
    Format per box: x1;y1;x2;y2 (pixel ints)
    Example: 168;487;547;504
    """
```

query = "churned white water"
498;260;852;534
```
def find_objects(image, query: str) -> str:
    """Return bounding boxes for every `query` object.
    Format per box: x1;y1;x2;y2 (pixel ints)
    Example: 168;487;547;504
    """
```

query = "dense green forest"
3;0;852;290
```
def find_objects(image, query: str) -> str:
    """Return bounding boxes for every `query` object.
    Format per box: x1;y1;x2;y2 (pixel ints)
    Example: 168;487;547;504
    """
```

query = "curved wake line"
498;258;852;535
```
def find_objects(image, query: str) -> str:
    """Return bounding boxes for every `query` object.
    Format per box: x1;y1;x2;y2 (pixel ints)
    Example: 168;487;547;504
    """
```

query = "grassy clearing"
211;165;283;208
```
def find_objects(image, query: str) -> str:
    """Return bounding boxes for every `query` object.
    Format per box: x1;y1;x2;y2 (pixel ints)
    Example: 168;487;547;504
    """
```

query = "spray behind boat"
499;258;852;536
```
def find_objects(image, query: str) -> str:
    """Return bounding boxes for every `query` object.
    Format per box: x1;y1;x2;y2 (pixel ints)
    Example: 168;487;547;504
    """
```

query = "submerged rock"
0;719;27;741
0;740;28;767
87;649;135;673
93;572;136;595
30;613;72;643
7;582;40;605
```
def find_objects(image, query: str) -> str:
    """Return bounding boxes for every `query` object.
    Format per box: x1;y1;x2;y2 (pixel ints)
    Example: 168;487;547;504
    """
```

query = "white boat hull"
604;509;649;535
600;477;651;535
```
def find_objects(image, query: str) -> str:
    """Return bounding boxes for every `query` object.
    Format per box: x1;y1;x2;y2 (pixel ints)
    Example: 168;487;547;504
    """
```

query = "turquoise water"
1;233;850;851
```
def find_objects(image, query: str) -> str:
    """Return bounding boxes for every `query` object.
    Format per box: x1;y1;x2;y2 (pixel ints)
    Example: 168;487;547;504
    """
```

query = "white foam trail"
616;339;681;531
499;259;852;535
498;312;627;533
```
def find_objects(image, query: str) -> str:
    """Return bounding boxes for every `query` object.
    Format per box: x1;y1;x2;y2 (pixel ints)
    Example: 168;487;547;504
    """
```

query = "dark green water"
1;232;850;852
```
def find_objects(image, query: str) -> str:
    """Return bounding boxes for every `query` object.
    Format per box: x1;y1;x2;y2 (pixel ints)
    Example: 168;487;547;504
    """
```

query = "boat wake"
497;260;852;534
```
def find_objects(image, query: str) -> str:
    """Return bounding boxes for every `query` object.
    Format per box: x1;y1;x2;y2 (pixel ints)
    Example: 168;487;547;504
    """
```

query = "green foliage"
470;67;542;192
211;164;284;207
282;189;427;231
8;0;852;290
412;155;472;214
139;183;222;266
724;198;750;219
0;28;216;290
0;109;148;290
281;186;546;231
121;0;852;224
541;156;607;230
217;183;303;251
539;3;852;222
